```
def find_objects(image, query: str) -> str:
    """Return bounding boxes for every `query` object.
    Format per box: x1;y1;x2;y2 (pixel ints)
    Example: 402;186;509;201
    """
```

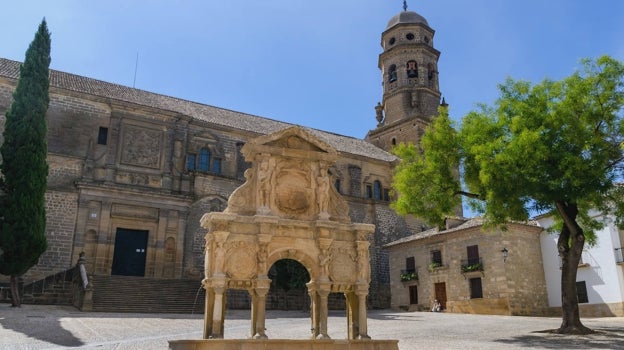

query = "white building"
537;213;624;317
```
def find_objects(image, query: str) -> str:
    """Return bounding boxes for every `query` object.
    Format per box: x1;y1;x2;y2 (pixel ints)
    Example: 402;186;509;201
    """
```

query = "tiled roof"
0;58;396;162
384;217;541;248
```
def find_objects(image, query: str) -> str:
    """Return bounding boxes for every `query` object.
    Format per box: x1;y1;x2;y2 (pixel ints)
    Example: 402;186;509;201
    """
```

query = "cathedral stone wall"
0;60;408;308
32;190;79;280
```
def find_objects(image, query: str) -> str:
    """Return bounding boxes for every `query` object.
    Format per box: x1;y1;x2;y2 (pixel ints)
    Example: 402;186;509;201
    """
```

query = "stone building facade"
0;60;407;306
385;219;550;316
0;7;447;308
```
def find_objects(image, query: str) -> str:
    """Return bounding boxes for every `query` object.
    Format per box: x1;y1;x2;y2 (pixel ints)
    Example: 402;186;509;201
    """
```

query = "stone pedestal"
169;339;399;350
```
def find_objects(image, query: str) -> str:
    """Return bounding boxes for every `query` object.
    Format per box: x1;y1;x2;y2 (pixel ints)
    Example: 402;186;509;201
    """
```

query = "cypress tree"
0;19;51;307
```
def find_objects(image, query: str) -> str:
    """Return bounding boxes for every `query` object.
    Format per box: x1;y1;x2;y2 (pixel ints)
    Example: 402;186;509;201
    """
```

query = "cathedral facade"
0;7;444;308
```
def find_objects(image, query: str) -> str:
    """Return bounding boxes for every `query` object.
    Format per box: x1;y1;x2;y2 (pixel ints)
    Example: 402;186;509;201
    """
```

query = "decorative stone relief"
329;250;357;283
226;242;258;279
275;167;311;215
120;124;162;169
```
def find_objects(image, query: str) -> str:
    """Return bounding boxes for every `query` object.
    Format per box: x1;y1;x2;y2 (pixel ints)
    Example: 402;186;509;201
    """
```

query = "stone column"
252;285;269;339
307;282;319;339
95;200;112;275
203;285;214;339
356;290;370;339
345;291;359;340
317;287;331;339
249;288;257;338
211;286;226;338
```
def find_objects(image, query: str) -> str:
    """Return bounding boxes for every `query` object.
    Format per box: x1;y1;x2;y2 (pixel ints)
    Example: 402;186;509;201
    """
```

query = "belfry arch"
200;126;375;340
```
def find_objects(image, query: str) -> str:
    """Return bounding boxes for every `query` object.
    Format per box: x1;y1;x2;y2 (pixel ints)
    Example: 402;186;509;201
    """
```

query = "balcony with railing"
616;248;623;264
400;269;418;282
461;258;484;273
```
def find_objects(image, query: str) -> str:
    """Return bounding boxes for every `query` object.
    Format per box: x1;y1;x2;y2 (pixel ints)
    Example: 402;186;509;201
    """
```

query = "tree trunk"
10;274;21;307
555;202;593;334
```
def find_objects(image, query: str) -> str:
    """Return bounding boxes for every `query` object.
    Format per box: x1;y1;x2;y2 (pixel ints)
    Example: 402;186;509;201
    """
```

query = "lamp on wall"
501;247;508;263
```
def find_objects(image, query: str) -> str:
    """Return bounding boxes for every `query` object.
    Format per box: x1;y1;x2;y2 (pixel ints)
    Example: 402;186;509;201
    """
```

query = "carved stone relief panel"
272;159;312;217
329;247;357;284
120;124;163;169
225;242;258;280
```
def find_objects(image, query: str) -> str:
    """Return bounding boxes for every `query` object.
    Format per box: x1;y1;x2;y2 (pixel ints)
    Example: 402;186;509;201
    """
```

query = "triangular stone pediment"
225;126;348;222
243;127;337;162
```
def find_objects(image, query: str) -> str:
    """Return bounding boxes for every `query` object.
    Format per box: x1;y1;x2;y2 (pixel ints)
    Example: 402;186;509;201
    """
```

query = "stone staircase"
91;275;205;314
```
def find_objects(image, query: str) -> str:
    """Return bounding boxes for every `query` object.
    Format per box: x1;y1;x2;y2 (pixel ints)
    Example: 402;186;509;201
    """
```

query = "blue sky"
2;1;624;139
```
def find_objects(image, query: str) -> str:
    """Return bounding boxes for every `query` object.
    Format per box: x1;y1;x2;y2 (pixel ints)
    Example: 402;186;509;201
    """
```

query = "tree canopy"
0;19;51;307
391;55;624;333
393;55;624;228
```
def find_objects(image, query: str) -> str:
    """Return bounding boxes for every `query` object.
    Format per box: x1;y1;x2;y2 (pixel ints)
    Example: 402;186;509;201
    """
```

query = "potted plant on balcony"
428;262;442;271
461;262;483;273
400;271;418;282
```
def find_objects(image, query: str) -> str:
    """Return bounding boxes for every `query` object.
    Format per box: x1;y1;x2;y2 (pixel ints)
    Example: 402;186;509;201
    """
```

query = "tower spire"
403;1;408;11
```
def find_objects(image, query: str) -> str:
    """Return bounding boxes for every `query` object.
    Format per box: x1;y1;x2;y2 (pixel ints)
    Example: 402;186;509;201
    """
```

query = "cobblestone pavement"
1;304;623;349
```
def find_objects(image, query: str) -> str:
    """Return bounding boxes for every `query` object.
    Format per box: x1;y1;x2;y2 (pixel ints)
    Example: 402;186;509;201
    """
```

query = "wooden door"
434;282;447;310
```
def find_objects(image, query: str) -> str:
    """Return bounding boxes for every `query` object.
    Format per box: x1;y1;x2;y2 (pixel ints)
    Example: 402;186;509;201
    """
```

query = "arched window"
373;180;382;200
428;63;434;81
198;148;211;172
388;65;397;83
406;60;418;78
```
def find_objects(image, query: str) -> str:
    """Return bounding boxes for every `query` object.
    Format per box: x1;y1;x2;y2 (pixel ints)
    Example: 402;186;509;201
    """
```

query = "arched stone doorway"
201;127;375;340
268;258;310;311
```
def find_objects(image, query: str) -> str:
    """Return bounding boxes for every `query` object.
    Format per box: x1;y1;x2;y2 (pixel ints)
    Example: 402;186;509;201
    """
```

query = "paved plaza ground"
0;304;623;349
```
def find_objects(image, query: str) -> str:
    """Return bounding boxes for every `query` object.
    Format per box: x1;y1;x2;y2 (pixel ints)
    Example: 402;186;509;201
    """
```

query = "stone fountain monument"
169;126;398;350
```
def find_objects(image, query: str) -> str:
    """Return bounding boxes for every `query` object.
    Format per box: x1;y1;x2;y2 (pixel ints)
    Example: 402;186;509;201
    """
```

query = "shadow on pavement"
493;327;624;349
0;304;84;347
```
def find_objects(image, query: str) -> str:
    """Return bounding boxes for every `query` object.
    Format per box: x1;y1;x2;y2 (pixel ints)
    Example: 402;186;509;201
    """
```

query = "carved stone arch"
265;248;319;282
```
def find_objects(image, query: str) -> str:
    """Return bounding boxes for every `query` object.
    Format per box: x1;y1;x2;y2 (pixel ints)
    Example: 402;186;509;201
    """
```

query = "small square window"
97;127;108;145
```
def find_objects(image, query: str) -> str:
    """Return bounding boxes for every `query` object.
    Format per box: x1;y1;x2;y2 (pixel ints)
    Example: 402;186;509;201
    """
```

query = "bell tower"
365;2;445;151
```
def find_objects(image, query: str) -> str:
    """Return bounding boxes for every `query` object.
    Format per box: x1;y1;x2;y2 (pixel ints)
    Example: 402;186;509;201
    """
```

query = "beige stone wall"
387;223;549;316
0;77;407;308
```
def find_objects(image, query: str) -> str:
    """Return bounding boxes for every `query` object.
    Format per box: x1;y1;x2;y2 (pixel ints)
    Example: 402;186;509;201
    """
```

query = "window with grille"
431;250;442;266
373;181;381;200
405;257;415;273
212;157;222;174
186;154;196;171
198;148;211;171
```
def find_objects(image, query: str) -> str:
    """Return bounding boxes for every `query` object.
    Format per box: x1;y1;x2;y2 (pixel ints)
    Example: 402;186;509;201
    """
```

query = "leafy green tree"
0;19;51;307
392;56;624;334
